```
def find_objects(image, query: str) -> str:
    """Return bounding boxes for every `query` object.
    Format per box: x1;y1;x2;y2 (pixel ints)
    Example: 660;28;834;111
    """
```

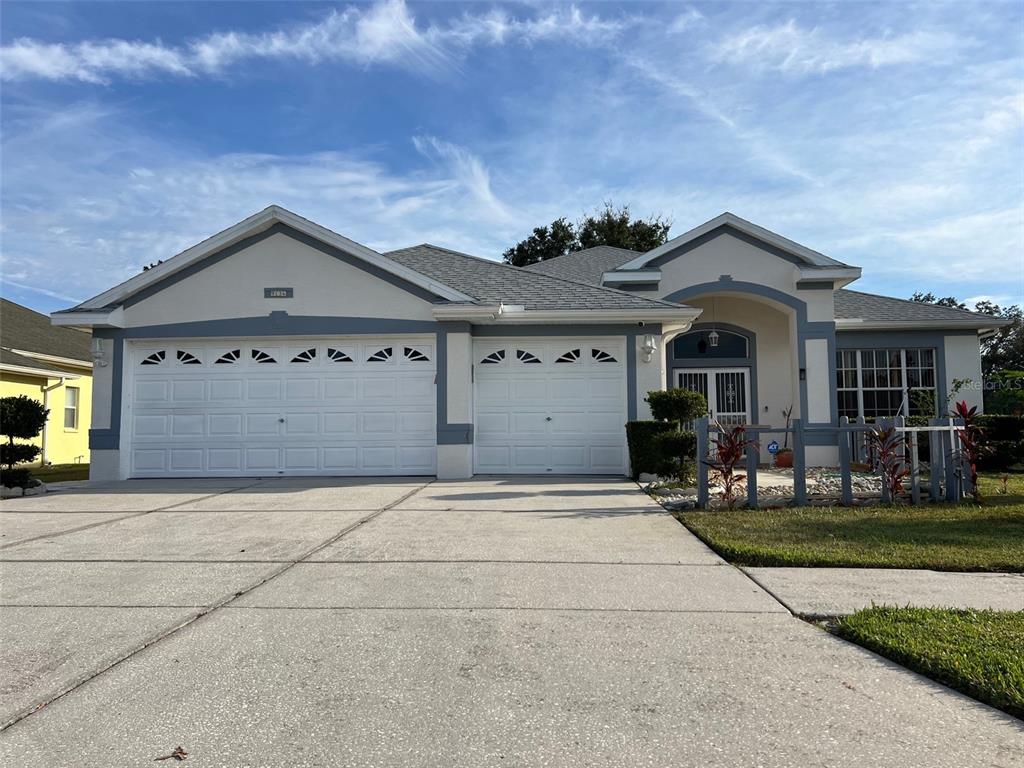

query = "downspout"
40;377;65;465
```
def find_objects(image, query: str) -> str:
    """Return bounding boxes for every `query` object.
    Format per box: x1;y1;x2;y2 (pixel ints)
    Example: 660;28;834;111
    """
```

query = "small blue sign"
767;440;780;455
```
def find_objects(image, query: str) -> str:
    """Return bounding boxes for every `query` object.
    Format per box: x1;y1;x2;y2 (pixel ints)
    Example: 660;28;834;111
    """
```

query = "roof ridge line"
391;243;688;310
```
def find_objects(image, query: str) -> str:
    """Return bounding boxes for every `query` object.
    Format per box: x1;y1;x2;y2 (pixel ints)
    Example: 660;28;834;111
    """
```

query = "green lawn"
32;463;90;483
835;607;1024;719
677;473;1024;572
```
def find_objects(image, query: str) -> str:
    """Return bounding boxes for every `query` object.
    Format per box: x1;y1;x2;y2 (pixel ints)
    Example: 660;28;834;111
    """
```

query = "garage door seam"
0;480;268;552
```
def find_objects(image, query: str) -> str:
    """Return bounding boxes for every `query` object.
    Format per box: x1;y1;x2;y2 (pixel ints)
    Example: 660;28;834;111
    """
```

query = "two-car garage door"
127;337;436;477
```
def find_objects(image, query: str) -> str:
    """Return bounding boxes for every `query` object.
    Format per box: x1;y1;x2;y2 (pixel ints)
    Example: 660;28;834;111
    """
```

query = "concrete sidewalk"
745;567;1024;617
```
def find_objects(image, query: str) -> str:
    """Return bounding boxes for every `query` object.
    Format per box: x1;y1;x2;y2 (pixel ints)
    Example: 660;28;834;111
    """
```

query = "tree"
502;202;671;267
576;202;672;253
501;218;576;268
910;291;967;310
910;292;1023;376
1;395;48;489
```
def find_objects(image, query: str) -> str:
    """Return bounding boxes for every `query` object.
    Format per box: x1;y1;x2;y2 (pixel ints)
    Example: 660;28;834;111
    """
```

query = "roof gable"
620;213;859;274
63;205;473;313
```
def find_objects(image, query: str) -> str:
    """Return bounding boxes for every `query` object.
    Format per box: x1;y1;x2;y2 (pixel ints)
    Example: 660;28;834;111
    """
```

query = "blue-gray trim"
666;322;759;425
437;423;474;444
123;223;447;308
113;314;442;338
90;330;124;450
835;329;975;416
471;324;662;337
663;279;838;429
88;429;119;450
796;281;836;290
648;225;816;270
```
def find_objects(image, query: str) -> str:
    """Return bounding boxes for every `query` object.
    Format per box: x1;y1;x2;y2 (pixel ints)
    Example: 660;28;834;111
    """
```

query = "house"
51;206;1004;480
1;299;93;466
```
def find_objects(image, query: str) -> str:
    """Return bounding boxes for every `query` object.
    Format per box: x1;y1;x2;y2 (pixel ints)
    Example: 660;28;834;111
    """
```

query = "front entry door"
675;368;751;426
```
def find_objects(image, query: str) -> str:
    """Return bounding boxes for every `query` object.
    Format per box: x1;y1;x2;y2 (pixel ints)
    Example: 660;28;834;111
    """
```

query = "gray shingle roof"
834;290;1006;327
521;245;639;286
514;249;1003;329
1;299;91;362
384;244;687;312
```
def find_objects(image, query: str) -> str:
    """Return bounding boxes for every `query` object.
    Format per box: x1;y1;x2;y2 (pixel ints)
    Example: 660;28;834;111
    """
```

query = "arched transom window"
673;329;749;359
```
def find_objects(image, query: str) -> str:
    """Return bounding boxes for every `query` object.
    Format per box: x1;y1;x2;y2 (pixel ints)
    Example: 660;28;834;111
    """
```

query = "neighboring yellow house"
1;299;92;466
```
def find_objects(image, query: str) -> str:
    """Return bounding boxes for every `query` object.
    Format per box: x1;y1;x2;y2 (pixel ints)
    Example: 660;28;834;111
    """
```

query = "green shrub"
974;415;1024;470
651;429;698;483
0;468;33;490
645;389;707;424
625;421;675;480
0;395;48;482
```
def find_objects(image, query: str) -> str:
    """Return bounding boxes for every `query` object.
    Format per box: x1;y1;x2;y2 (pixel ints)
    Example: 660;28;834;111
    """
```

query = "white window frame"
64;386;80;430
836;348;937;420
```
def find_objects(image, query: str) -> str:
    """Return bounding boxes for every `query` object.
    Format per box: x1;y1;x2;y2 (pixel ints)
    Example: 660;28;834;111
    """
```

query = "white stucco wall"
123;231;436;327
944;333;985;412
804;338;832;423
652;231;835;324
635;333;664;419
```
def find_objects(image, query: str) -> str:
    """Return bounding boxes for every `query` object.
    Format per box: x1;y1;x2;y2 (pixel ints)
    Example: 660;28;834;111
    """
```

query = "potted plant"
774;405;794;468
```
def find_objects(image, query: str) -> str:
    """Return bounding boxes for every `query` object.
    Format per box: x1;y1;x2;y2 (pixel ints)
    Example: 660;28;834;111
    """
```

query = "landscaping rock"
23;483;47;497
1;485;24;498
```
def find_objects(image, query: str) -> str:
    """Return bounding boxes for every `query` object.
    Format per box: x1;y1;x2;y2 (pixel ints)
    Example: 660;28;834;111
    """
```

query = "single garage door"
126;337;436;477
473;337;628;474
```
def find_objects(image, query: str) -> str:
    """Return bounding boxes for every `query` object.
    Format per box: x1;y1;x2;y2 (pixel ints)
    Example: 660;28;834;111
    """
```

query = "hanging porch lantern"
707;329;720;347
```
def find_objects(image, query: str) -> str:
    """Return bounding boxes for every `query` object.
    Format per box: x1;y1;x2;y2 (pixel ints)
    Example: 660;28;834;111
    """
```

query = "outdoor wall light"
91;338;108;368
799;368;806;381
641;334;658;363
707;329;720;347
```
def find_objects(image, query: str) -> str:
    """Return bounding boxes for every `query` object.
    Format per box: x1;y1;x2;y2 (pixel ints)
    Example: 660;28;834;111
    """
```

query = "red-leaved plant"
953;400;984;504
866;426;909;502
704;425;759;509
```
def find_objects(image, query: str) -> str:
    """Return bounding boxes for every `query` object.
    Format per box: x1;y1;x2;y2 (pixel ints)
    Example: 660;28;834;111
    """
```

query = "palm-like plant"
953;400;984;504
866;426;909;502
704;424;758;509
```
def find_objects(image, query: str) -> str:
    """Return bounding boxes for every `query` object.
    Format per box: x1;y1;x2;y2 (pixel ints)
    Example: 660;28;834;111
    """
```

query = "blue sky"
1;0;1022;315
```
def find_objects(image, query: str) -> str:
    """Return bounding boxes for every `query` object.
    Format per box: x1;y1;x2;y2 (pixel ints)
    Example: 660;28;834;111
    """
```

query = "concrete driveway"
0;477;1020;766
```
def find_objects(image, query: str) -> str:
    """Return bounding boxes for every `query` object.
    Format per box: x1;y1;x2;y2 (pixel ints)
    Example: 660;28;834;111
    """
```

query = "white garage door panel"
128;338;436;477
473;338;628;475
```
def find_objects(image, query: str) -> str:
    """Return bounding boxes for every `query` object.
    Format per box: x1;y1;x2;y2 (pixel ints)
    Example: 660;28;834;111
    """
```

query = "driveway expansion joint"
0;479;268;552
0;480;433;733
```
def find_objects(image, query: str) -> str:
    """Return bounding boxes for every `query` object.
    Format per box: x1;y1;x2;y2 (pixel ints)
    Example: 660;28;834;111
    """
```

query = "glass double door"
675;368;751;426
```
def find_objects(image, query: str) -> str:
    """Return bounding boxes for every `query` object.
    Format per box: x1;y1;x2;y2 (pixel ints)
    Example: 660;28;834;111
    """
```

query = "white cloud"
709;20;965;75
0;0;630;83
412;136;513;221
0;104;531;303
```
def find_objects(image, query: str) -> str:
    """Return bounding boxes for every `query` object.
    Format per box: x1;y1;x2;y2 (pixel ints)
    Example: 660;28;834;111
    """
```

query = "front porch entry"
675;368;751;426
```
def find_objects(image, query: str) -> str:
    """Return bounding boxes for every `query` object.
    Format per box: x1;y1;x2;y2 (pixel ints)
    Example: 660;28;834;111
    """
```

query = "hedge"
645;389;707;424
975;415;1024;470
625;421;676;480
651;429;698;482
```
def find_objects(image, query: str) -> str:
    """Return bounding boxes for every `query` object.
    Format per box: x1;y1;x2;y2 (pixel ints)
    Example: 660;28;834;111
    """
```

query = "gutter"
40;377;65;465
